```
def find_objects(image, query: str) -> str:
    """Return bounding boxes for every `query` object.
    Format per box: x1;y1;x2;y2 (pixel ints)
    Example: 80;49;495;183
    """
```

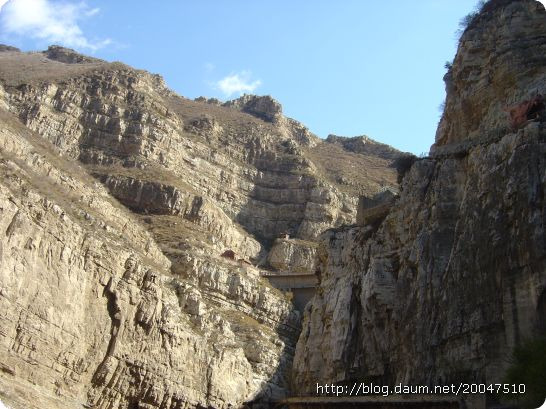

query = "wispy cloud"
84;7;99;17
216;70;261;97
0;0;111;51
204;62;215;73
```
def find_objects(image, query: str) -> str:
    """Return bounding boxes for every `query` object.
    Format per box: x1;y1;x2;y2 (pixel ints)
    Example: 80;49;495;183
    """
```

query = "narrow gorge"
0;0;544;408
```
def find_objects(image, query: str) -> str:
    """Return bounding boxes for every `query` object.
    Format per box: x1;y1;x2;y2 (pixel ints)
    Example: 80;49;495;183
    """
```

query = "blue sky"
0;0;485;154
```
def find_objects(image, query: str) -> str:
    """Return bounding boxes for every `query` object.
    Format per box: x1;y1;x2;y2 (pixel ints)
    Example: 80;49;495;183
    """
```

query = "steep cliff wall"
293;0;546;399
434;0;546;150
0;43;401;408
0;106;301;408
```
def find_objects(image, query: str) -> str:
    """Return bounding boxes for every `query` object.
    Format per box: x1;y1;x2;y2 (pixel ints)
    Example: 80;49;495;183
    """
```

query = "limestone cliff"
434;0;546;150
293;1;546;403
0;106;299;409
0;44;400;408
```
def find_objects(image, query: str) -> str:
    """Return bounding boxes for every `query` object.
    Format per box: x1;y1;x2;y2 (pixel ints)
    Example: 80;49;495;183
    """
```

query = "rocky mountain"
2;0;543;407
325;134;403;161
293;1;545;407
0;44;401;408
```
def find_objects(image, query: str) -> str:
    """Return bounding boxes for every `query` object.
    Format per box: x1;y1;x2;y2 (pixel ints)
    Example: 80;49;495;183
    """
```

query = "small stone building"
356;187;399;226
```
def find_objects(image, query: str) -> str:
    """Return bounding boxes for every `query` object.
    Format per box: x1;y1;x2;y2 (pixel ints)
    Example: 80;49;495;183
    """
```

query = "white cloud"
216;71;261;97
0;0;110;51
204;62;215;73
84;7;99;17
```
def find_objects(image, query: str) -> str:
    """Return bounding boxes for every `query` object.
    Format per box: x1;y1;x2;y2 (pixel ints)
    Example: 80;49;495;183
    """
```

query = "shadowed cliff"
293;1;546;408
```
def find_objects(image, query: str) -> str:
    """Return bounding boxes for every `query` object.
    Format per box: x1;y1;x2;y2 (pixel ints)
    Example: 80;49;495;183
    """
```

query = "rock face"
0;44;400;408
0;107;299;409
224;94;283;123
0;49;398;244
434;0;546;150
293;0;546;401
267;239;318;274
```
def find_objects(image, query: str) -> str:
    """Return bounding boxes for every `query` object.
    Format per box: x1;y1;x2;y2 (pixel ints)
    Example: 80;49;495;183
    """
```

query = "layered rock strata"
0;47;399;248
0;106;299;409
0;44;401;408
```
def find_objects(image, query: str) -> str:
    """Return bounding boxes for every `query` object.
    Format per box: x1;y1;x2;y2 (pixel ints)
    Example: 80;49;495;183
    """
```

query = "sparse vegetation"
307;140;399;196
456;0;487;39
438;100;446;114
284;291;294;301
501;337;546;409
391;153;417;183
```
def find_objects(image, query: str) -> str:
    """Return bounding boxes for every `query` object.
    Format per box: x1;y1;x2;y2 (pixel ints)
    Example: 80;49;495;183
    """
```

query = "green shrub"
502;337;546;409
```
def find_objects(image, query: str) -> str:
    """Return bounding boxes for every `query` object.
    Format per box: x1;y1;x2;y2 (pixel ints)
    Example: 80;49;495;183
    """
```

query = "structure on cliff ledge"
356;187;399;227
262;238;319;312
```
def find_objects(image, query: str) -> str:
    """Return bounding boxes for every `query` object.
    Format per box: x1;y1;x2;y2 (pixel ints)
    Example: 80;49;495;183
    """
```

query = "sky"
0;0;518;154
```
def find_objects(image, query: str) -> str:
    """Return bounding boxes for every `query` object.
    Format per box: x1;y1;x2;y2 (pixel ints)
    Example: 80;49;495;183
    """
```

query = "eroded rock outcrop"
293;0;546;403
45;45;104;65
267;238;318;274
295;122;546;389
224;94;283;123
434;0;546;150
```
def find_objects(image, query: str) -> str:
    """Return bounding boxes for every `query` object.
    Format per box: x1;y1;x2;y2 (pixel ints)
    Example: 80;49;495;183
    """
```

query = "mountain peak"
43;45;104;64
223;94;283;122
